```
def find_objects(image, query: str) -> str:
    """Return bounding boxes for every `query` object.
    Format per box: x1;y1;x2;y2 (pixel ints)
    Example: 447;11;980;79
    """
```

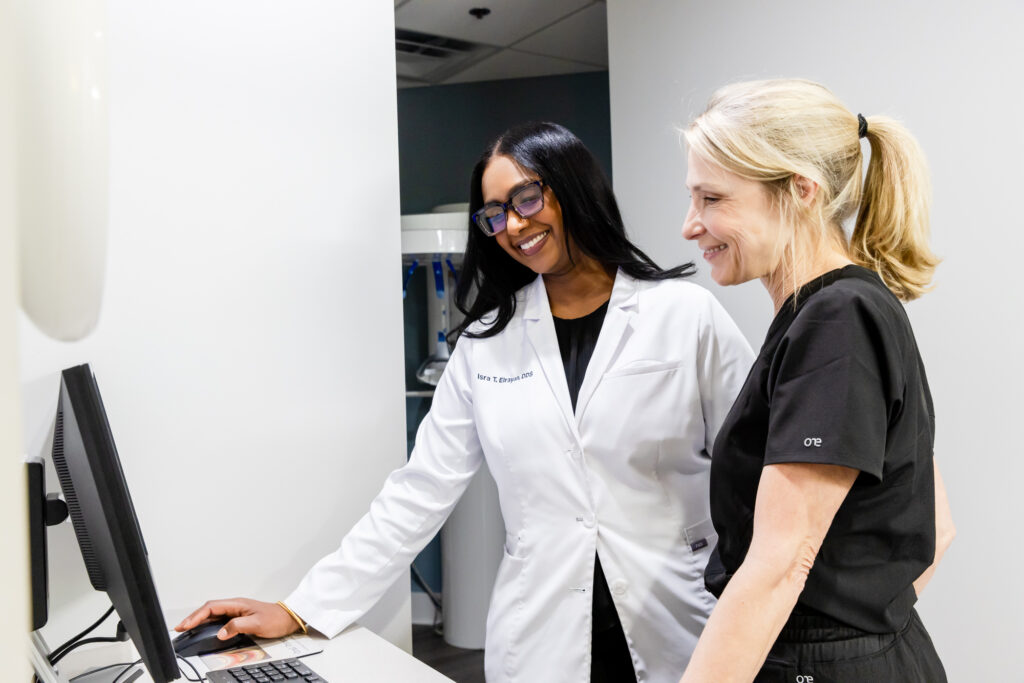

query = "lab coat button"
611;579;628;595
582;514;595;528
569;446;581;461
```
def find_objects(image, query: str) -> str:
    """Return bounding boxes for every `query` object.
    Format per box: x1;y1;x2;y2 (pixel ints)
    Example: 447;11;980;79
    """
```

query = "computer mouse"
172;617;255;658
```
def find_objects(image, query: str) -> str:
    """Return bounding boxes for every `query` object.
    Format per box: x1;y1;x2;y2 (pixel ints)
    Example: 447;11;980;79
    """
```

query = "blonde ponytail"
852;116;939;301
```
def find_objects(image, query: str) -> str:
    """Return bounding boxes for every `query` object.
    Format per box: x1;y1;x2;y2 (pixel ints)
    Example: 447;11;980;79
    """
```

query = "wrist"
275;600;308;635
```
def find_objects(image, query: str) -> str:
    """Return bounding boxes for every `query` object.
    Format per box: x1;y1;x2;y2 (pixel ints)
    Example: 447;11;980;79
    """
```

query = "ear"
793;174;819;206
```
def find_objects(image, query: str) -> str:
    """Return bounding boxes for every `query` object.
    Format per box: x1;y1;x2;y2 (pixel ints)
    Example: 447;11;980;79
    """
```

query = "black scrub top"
552;301;621;634
705;265;937;633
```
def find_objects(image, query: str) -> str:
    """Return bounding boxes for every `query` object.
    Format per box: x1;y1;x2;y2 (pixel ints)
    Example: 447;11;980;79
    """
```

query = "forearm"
681;463;858;682
912;524;952;595
914;459;954;596
680;555;807;682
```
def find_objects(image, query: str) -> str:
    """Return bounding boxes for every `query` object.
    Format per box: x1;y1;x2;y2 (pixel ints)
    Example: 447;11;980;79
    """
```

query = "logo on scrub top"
803;437;822;447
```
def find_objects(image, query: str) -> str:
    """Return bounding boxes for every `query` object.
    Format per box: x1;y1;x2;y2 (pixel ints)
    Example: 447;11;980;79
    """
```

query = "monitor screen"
50;364;179;682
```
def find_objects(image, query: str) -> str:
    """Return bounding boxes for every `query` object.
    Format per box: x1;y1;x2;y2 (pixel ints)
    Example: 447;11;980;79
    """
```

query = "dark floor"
412;625;486;683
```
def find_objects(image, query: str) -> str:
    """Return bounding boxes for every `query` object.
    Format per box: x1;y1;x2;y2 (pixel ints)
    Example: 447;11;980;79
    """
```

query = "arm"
178;338;485;639
913;459;954;595
282;337;485;637
680;462;858;682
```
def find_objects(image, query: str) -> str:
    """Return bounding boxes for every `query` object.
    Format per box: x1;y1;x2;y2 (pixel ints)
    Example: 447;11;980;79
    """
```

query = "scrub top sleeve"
764;294;892;480
697;291;755;457
285;337;485;638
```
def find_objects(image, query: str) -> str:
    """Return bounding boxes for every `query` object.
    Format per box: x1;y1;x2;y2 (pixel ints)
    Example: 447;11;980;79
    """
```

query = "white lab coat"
286;270;753;683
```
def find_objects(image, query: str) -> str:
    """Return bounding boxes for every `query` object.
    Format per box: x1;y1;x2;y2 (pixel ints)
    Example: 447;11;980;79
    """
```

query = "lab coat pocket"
604;360;684;378
595;361;686;469
485;547;527;680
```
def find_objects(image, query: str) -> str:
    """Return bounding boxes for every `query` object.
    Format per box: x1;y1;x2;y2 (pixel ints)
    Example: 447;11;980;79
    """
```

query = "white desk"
43;625;455;683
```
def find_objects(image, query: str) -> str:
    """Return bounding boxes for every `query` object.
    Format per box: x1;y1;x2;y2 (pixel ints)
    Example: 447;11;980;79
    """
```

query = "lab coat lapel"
522;276;578;437
575;269;638;423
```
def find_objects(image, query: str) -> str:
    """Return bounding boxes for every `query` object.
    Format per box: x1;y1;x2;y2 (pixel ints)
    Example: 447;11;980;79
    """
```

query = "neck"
543;255;615;319
762;232;854;313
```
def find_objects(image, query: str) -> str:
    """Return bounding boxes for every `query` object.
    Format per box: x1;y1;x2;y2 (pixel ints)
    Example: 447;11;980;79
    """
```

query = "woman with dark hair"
177;122;753;683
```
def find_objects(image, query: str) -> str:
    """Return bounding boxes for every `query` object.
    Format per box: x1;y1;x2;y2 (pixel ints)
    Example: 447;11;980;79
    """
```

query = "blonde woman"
678;80;953;681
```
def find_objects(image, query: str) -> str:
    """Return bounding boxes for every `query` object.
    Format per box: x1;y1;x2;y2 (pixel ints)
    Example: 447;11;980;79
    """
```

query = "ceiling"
394;0;608;88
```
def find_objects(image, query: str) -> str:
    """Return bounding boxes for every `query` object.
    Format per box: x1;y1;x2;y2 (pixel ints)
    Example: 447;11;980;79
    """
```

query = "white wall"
608;1;1023;678
1;0;32;676
18;0;413;655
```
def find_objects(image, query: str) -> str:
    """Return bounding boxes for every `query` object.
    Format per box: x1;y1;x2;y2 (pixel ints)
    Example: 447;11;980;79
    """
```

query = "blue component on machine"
402;259;419;300
432;260;445;299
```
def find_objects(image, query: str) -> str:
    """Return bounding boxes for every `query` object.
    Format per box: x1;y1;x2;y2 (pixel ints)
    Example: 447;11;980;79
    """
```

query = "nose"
682;204;704;241
505;209;529;236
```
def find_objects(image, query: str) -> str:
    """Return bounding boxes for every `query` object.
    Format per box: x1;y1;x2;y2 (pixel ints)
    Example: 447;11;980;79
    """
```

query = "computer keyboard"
205;657;327;682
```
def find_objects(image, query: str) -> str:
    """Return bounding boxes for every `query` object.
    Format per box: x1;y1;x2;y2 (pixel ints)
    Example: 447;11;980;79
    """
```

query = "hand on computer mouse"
175;597;303;639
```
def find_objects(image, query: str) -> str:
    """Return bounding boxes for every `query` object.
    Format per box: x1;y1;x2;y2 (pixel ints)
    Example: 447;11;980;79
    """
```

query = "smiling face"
682;150;786;287
481;155;574;276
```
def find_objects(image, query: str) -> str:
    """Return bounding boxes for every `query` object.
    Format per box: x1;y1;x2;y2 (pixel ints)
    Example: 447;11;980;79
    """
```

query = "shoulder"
459;300;528;341
636;276;721;313
461;313;498;339
793;269;906;337
635;277;742;337
779;268;914;378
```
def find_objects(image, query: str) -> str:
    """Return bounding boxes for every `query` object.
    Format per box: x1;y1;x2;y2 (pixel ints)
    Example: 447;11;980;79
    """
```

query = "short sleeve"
764;291;895;480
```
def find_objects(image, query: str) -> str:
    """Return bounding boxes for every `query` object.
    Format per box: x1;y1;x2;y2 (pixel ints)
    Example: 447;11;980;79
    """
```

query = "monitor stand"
31;631;145;683
30;631;64;683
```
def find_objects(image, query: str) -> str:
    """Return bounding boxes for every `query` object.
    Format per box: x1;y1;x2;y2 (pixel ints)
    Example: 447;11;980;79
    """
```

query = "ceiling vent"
395;28;496;87
396;29;475;59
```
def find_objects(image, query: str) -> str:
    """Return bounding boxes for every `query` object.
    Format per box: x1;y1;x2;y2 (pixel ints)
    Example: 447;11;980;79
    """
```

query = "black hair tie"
857;113;868;139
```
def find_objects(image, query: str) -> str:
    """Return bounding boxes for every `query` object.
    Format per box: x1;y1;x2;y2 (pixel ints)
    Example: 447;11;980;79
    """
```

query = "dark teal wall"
398;71;611;596
398;71;612;215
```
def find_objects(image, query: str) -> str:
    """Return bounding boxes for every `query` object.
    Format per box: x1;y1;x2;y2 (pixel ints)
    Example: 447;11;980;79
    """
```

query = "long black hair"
452;121;695;340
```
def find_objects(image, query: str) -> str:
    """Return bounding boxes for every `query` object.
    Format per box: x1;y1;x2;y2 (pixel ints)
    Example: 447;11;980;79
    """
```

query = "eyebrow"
484;179;537;205
686;183;725;194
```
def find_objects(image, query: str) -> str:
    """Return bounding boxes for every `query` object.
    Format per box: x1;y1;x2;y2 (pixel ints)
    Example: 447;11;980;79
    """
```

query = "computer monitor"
46;363;179;682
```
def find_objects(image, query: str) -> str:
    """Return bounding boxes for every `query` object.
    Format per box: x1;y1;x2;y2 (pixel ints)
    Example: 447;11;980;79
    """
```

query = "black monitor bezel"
51;364;179;682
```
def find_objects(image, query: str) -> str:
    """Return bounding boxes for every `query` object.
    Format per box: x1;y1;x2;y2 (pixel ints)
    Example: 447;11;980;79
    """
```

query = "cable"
176;654;204;682
68;661;136;682
47;605;116;664
410;562;444;637
410;563;442;611
110;658;143;683
50;636;125;666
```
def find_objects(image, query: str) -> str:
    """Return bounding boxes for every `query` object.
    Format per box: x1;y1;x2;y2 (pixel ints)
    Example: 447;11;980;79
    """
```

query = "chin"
710;269;733;287
710;263;752;287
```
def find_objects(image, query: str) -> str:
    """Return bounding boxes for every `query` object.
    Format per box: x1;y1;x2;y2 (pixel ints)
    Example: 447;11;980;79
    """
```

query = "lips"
516;230;550;256
702;244;727;261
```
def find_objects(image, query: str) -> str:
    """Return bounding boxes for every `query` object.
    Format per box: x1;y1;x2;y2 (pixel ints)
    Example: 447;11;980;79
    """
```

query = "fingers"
174;598;253;631
219;603;299;639
175;605;212;631
218;614;260;639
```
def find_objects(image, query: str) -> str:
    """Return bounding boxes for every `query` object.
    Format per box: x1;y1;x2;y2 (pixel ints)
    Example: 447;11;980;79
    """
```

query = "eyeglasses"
472;180;545;236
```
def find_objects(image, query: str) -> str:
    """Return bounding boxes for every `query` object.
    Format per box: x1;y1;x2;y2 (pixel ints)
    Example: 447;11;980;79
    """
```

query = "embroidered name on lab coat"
477;370;534;384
